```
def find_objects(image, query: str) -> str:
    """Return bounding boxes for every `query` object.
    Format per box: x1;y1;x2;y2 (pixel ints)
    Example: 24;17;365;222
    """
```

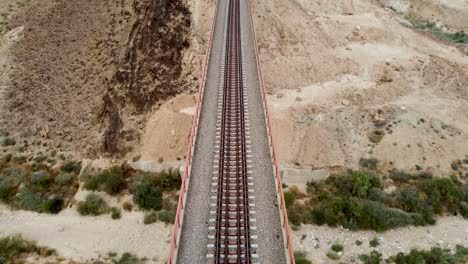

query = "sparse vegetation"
83;166;125;195
379;75;393;83
111;207;121;220
77;194;109;216
369;130;385;144
60;161;81;174
143;211;158;225
331;243;344;252
0;137;16;147
111;252;144;264
360;158;379;170
359;245;468;264
294;251;312;264
369;237;380;247
391;245;468;264
287;169;468;231
359;250;383;264
0;154;80;214
158;210;175;224
42;197;64;214
0;235;55;263
123;201;133;211
55;172;74;186
406;16;468;44
326;250;340;260
284;191;296;208
132;180;163;211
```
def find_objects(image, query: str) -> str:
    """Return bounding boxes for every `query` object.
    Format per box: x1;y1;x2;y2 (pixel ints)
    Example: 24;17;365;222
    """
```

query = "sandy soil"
0;205;171;263
139;94;195;162
293;216;468;263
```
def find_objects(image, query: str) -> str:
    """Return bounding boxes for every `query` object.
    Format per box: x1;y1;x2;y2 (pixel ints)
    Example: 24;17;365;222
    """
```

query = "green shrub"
369;130;385;144
419;178;464;214
359;250;382;264
1;137;16;147
3;168;24;185
361;200;417;231
390;170;411;183
0;235;55;262
287;207;303;226
352;171;373;198
380;76;393;83
77;194;108;216
451;160;462;171
55;172;74;186
83;177;99;191
360;158;379;169
326;173;353;194
31;171;51;189
369;237;380;247
102;167;125;195
11;156;27;164
83;166;125;195
392;246;468;264
284;191;296;208
132;182;162;211
331;243;344;252
397;187;423;213
0;180;14;203
368;187;386;202
61;161;81;174
111;207;121;220
17;188;43;212
42;197;64;214
158;210;175;224
294;251;312;264
144;211;158;224
312;197;417;231
123;202;133;211
406;16;468;44
113;252;143;264
161;169;181;190
355;240;363;246
326;250;340;260
460;202;468;218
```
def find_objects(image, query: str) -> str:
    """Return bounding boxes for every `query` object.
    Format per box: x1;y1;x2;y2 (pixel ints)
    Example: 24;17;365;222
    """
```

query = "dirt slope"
251;0;468;174
0;0;201;160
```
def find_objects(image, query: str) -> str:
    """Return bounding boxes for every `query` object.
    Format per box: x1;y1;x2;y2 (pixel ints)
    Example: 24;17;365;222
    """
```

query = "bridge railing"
166;0;220;263
246;0;296;263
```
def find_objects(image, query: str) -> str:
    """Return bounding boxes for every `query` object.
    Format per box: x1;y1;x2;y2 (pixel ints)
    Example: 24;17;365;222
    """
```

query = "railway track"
207;0;258;263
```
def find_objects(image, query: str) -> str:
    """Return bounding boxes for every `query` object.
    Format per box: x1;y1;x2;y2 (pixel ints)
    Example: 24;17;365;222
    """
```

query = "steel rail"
211;0;254;262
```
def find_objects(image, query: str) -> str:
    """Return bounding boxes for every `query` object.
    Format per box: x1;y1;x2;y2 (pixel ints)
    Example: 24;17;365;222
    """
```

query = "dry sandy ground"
0;206;171;263
293;216;468;263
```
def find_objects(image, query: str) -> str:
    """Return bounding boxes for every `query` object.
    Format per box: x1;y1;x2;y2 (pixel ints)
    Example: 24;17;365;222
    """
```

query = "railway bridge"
168;0;294;263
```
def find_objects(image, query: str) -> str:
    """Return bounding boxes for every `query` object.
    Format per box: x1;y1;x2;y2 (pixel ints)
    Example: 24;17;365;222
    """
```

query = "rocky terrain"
252;0;468;175
0;0;212;161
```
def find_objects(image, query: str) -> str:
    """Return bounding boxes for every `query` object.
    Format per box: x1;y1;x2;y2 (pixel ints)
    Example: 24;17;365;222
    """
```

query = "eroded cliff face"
0;0;198;159
100;0;193;155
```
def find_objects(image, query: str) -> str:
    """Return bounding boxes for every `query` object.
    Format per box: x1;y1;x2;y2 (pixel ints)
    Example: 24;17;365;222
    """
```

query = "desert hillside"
252;0;468;175
0;0;212;161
